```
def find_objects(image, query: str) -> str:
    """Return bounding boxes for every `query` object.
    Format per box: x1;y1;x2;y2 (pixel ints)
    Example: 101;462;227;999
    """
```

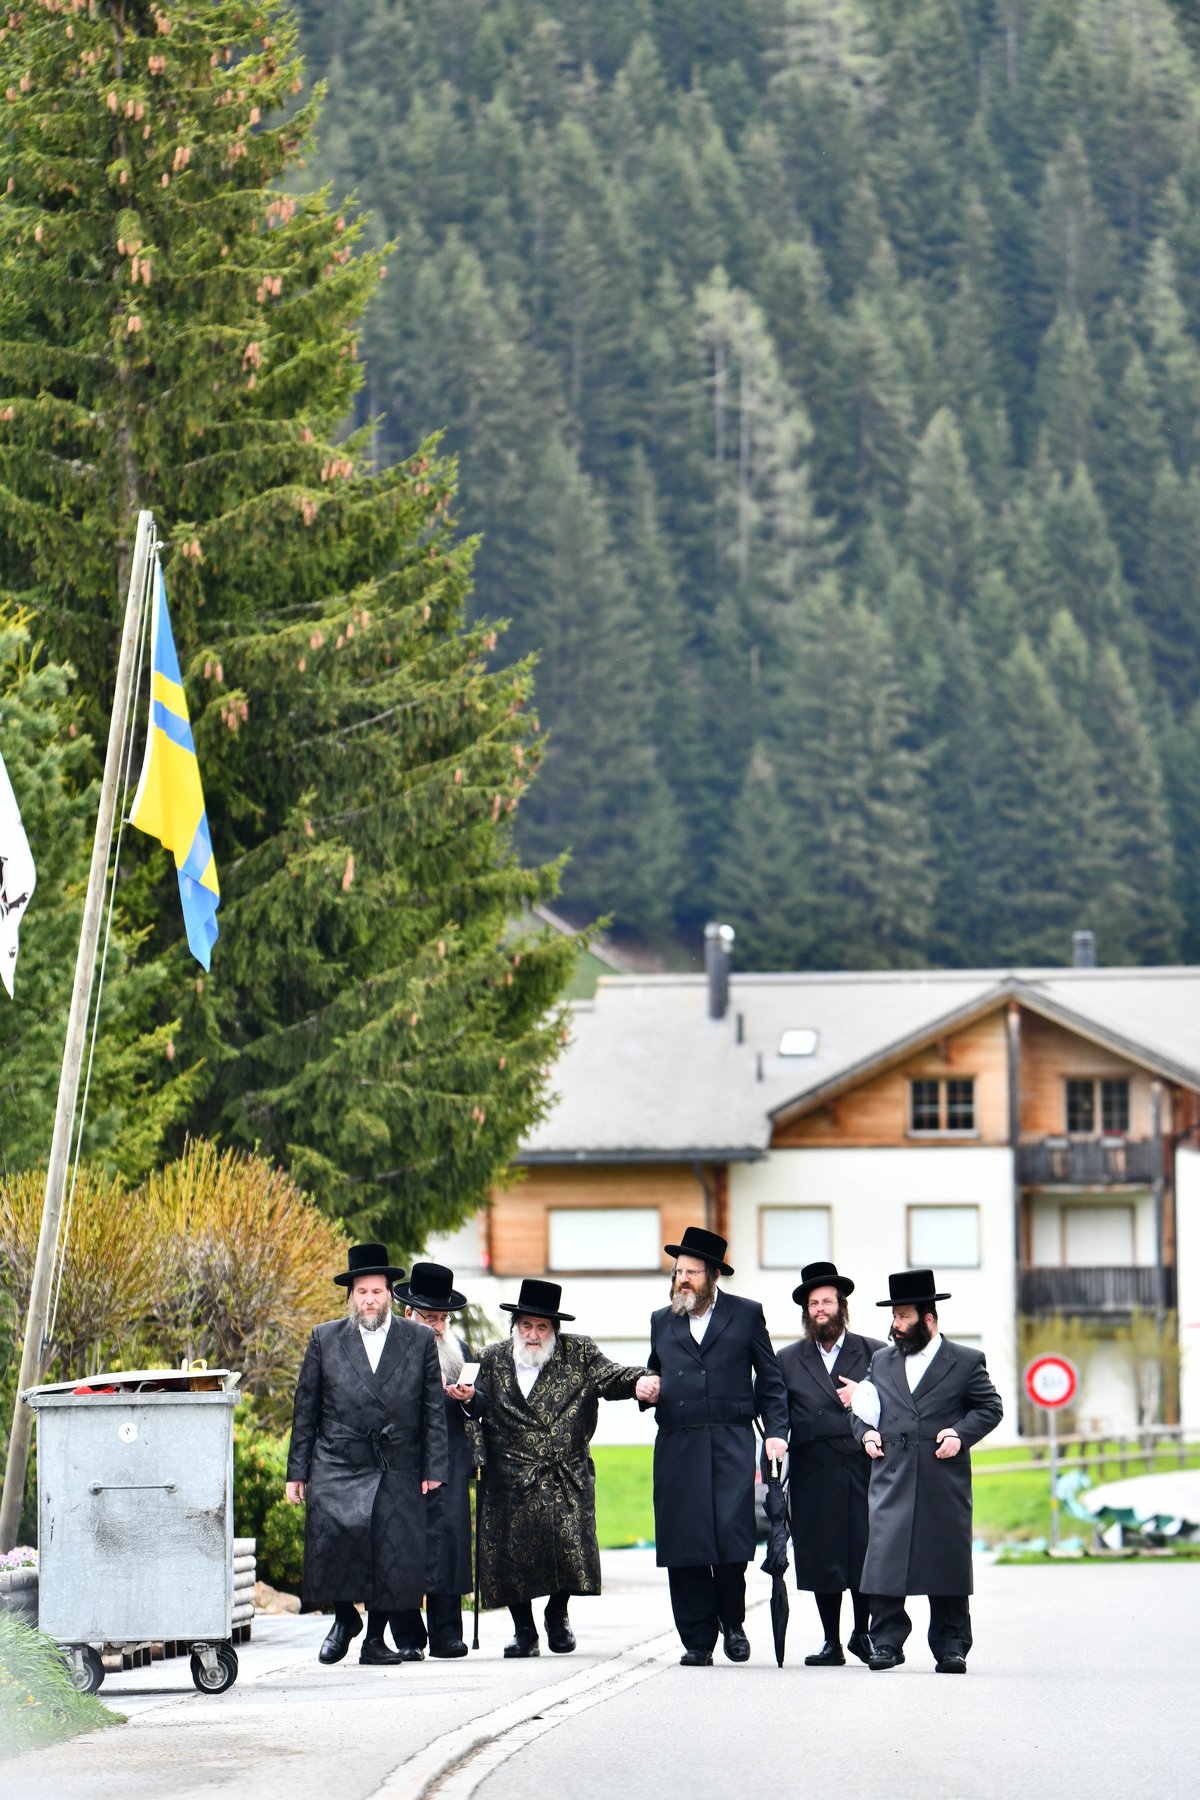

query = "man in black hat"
850;1269;1003;1673
640;1226;789;1667
777;1261;884;1668
286;1243;449;1666
390;1263;478;1659
474;1278;648;1657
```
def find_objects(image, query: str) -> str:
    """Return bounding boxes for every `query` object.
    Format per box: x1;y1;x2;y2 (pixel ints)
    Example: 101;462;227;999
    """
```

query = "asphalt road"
6;1551;1197;1800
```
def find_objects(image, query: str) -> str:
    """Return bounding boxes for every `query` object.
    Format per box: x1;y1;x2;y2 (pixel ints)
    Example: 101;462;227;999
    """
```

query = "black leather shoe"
847;1630;874;1665
679;1649;714;1666
804;1640;845;1666
429;1639;469;1659
935;1653;968;1673
318;1612;363;1664
868;1646;905;1671
721;1626;751;1663
545;1614;576;1654
359;1637;405;1666
503;1629;540;1658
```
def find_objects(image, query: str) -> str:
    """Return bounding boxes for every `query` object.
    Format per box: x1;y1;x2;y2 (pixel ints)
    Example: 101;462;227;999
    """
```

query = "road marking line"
369;1600;771;1800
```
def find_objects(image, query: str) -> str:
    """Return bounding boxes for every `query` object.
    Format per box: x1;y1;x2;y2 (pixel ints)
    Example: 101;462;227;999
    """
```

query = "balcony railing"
1018;1264;1176;1315
1017;1137;1158;1187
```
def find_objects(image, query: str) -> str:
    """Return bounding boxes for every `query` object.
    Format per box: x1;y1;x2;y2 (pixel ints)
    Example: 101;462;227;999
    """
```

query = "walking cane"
472;1463;482;1650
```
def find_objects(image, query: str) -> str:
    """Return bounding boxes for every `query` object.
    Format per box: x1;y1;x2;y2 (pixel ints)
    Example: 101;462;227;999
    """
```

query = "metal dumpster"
26;1368;242;1695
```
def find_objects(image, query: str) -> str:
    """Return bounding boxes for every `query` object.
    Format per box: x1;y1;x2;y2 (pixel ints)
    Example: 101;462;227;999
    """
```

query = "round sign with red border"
1023;1354;1077;1409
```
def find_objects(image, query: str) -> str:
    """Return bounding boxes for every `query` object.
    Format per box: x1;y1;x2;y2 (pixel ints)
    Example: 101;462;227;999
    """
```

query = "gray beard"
512;1329;556;1370
351;1301;390;1333
670;1290;697;1317
437;1333;465;1384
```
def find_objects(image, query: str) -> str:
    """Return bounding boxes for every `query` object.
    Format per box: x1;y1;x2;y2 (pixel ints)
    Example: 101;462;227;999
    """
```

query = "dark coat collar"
338;1313;407;1400
668;1291;730;1361
875;1336;954;1408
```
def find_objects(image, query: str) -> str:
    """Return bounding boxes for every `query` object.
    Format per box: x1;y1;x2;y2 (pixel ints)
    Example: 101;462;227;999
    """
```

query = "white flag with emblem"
0;745;36;998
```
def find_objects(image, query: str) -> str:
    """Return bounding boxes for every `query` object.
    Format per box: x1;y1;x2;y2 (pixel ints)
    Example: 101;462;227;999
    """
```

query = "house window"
760;1206;831;1269
908;1205;981;1269
1065;1077;1130;1136
548;1207;660;1272
909;1077;976;1134
1101;1079;1130;1134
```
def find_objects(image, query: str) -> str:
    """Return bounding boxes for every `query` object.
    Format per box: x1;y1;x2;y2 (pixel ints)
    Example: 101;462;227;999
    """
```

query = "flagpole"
0;510;156;1550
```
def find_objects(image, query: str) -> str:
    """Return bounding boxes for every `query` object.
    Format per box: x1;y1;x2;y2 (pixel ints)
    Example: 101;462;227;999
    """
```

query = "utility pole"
0;511;154;1550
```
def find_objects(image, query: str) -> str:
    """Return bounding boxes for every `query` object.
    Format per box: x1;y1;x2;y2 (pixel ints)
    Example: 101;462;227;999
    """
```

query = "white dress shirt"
359;1309;391;1373
818;1330;846;1376
689;1287;718;1342
851;1334;944;1429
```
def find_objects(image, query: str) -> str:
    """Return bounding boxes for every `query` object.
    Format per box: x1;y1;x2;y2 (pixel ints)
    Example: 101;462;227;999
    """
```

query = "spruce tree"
0;1;575;1242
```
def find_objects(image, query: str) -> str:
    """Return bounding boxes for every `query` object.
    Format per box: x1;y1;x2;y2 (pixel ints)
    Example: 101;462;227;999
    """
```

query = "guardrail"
976;1427;1199;1477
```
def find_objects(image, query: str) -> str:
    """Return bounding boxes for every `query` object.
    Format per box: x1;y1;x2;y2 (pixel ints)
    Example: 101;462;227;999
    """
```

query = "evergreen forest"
293;0;1200;970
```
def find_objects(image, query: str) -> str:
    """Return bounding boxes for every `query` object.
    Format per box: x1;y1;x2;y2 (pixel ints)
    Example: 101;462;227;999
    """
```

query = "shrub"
146;1140;349;1424
0;1613;119;1759
233;1419;290;1543
0;1165;164;1380
260;1495;306;1594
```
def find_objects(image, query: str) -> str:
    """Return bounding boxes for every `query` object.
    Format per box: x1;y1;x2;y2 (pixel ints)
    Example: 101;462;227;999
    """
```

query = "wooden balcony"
1018;1264;1176;1315
1017;1137;1158;1187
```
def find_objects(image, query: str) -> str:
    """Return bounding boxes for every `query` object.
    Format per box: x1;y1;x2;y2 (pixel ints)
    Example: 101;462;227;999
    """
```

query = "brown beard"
803;1301;848;1347
350;1294;391;1332
670;1268;716;1317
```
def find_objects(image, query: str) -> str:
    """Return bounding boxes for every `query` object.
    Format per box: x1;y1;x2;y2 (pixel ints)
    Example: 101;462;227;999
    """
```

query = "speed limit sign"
1024;1354;1077;1410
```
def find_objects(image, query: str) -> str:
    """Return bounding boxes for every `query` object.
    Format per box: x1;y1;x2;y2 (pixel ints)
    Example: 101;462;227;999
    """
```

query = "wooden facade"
488;1162;714;1277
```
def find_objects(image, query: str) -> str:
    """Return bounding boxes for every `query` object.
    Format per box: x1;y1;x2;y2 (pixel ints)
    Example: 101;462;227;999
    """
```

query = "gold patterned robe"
475;1333;645;1607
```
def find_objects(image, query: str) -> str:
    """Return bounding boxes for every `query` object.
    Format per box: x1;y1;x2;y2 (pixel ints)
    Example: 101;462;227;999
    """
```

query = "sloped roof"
517;966;1200;1160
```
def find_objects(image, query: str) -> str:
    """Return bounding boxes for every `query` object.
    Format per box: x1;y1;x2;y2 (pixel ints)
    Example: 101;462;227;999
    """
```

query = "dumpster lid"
24;1366;241;1398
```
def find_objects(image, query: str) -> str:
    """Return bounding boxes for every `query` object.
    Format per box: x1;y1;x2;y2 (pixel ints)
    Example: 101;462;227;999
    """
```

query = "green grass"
0;1613;121;1761
593;1446;655;1547
592;1441;1200;1551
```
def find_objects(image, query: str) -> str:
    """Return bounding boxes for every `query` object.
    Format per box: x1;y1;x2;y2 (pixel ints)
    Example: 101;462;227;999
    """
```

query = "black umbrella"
471;1463;483;1650
759;1456;790;1667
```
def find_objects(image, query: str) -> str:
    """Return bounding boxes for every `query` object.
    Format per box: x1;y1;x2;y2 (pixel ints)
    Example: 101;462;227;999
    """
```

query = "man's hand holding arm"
849;1373;884;1457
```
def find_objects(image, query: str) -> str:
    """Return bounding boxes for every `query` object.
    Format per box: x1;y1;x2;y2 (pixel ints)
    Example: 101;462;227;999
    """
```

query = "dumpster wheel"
66;1646;105;1695
190;1643;238;1694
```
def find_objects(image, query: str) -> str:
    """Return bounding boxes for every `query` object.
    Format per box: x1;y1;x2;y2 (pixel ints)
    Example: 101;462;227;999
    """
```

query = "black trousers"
667;1563;746;1654
869;1594;972;1660
814;1587;872;1642
390;1593;465;1650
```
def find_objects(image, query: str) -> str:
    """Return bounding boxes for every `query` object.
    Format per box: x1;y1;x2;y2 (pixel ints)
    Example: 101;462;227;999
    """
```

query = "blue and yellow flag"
129;562;220;969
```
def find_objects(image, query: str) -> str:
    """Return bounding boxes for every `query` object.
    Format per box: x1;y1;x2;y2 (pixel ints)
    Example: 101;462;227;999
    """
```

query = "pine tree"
903;408;985;617
1086;643;1181;962
0;2;575;1242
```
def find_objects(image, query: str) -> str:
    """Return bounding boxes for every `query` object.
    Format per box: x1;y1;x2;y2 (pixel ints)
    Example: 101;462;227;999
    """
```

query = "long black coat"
423;1335;474;1598
778;1330;884;1592
287;1316;449;1610
852;1338;1003;1596
474;1334;644;1608
648;1291;788;1569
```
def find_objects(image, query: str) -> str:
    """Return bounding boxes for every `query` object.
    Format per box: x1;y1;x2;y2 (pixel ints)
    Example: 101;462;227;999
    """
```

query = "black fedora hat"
499;1277;575;1322
333;1242;406;1288
792;1261;855;1307
393;1262;468;1312
876;1269;951;1308
663;1225;733;1278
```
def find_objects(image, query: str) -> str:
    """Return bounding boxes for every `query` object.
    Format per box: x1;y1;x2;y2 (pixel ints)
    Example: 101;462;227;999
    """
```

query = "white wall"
728;1147;1019;1443
1178;1148;1200;1433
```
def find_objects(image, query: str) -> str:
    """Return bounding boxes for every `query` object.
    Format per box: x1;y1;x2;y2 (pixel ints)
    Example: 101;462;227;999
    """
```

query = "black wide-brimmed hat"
333;1242;406;1288
792;1260;855;1306
393;1262;468;1312
663;1225;733;1278
876;1269;951;1308
499;1277;575;1322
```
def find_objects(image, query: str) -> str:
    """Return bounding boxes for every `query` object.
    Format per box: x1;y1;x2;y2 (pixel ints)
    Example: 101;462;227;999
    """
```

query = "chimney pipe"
704;922;735;1020
1072;930;1096;969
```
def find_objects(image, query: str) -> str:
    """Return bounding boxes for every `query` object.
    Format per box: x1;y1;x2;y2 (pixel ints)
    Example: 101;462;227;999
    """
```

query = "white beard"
670;1289;697;1317
437;1333;465;1384
512;1329;557;1371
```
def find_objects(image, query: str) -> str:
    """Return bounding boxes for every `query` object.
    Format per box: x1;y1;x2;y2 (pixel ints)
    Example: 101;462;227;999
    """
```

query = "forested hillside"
293;0;1200;969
